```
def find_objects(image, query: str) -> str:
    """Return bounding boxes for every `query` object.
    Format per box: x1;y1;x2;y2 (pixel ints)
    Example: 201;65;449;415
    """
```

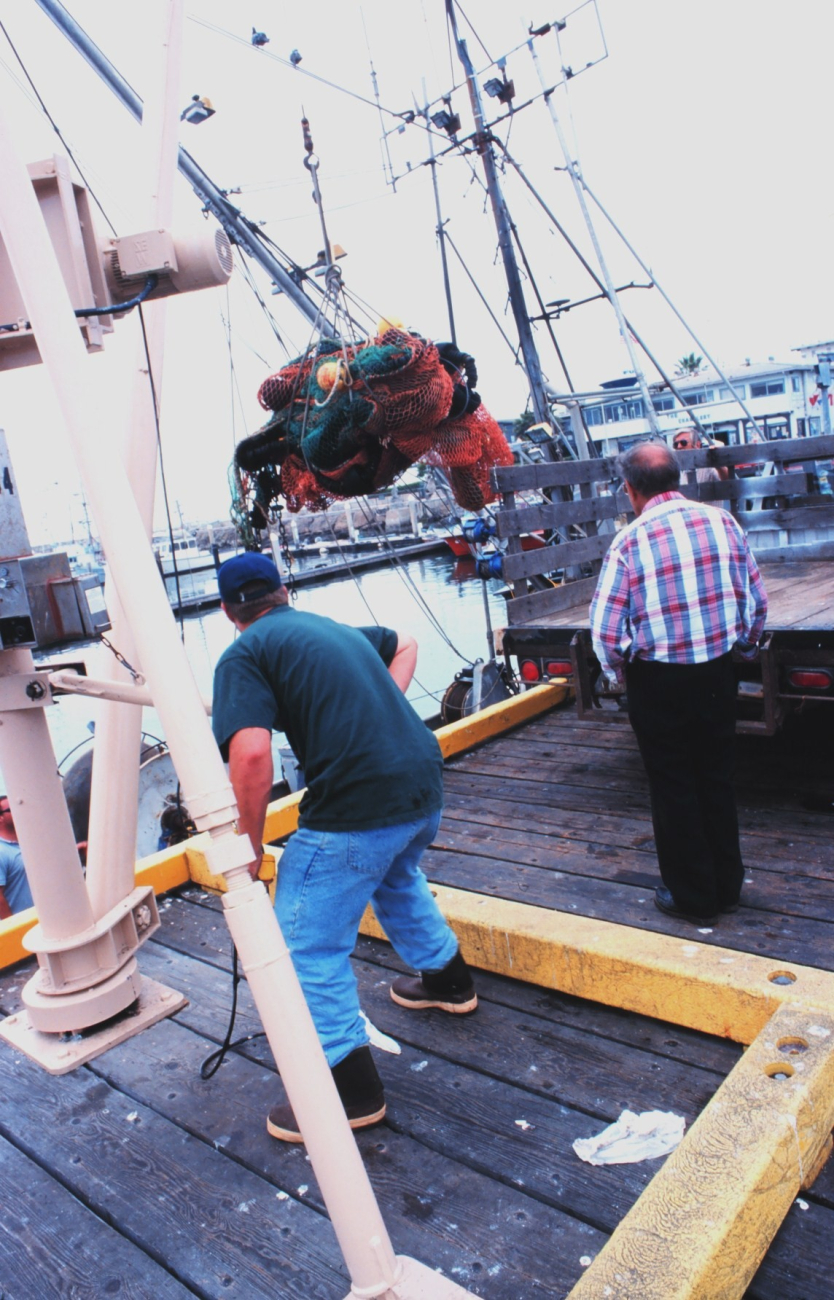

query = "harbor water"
37;552;512;779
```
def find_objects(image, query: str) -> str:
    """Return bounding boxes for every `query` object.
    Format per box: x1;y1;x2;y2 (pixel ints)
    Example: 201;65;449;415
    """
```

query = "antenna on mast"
361;9;396;191
423;80;457;345
445;0;556;450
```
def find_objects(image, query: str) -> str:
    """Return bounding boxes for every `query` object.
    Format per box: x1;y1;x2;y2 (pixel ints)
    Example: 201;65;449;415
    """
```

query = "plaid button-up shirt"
590;492;768;686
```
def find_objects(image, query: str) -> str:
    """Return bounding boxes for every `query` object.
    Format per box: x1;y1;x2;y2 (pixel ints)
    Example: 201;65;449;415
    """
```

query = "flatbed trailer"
493;433;834;734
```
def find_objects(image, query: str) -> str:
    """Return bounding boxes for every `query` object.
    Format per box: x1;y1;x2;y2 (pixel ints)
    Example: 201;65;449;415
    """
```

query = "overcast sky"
1;0;832;541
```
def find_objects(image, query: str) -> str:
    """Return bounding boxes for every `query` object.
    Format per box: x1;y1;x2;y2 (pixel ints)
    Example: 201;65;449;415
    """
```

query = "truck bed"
509;560;834;632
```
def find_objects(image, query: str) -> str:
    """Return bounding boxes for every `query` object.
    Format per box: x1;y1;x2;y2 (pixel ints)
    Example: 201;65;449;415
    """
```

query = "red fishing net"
237;329;514;513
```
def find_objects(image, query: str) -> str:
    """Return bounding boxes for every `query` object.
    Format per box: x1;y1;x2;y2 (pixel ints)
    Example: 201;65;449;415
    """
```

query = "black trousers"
625;653;744;917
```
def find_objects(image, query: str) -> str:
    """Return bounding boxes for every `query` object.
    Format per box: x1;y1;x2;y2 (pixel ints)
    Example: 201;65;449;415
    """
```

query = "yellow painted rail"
0;682;565;967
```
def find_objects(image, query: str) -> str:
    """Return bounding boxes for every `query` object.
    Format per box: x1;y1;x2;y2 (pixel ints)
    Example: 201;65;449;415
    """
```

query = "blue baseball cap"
218;552;281;604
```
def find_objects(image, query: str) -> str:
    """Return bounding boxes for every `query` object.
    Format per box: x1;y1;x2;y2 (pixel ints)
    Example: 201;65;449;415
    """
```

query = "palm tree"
676;352;703;376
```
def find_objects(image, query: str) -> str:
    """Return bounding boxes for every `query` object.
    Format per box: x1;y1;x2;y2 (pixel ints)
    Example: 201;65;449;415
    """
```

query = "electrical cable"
199;940;264;1080
0;273;158;335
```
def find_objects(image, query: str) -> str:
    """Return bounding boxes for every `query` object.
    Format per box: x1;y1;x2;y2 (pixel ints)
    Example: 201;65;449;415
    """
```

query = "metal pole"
34;0;329;331
528;36;661;436
0;89;474;1300
85;0;182;921
0;649;95;939
817;356;833;437
446;2;551;426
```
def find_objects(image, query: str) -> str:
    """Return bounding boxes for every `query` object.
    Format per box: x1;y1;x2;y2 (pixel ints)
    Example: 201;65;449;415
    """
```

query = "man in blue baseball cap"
212;552;476;1143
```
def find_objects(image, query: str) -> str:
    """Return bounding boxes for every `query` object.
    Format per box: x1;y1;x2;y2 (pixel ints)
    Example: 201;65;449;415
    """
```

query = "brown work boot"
390;948;478;1015
266;1045;386;1143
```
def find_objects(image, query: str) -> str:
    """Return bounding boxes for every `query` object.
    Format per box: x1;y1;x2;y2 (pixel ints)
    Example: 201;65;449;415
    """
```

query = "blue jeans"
275;808;457;1067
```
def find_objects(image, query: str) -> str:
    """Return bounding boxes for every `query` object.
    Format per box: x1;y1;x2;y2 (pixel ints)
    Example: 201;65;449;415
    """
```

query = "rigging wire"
507;221;573;392
579;178;767;438
232;166;385;195
0;16;117;236
0;13;193;582
452;1;495;67
495;142;712;425
220;286;246;455
360;8;395;190
189;16;400;119
137;305;187;625
443;230;519;361
349;498;473;665
319;498;472;682
234;250;296;358
418;0;445;100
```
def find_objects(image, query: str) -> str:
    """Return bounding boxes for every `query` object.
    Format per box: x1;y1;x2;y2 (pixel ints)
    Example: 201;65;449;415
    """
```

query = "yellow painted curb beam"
360;885;834;1045
567;1002;834;1300
434;681;567;761
0;684;565;971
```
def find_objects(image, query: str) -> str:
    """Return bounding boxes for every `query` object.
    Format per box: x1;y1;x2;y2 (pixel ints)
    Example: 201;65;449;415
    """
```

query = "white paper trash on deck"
573;1109;686;1165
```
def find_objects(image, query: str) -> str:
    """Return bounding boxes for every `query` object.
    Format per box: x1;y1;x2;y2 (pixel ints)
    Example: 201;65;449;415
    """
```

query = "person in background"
211;553;477;1143
672;426;730;486
590;442;767;926
0;796;34;918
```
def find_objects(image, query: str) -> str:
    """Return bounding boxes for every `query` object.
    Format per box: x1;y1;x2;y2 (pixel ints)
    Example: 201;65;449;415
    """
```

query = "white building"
551;340;834;456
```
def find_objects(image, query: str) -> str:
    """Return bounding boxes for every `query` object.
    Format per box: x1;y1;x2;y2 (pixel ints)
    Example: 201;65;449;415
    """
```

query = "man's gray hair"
616;441;680;498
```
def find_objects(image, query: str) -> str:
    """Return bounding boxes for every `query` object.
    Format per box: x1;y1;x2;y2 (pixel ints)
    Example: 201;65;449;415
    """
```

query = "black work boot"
266;1046;386;1143
390;948;478;1015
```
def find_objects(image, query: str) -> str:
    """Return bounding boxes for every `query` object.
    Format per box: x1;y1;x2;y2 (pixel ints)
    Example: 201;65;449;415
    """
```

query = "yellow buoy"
316;359;342;391
377;313;404;335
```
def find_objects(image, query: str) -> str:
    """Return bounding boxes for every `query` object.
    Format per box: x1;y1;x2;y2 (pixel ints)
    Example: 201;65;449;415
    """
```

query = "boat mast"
445;0;552;431
34;0;332;333
424;84;458;345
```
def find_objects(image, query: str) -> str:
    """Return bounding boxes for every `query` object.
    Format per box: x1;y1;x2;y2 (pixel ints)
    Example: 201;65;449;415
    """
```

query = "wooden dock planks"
0;703;833;1296
515;558;834;632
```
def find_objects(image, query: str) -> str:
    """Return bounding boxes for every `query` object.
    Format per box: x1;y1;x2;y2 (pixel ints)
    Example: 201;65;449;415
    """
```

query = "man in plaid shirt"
590;441;767;925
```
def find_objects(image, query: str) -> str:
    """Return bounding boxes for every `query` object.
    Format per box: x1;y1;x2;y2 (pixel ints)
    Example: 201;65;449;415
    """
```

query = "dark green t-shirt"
212;606;444;831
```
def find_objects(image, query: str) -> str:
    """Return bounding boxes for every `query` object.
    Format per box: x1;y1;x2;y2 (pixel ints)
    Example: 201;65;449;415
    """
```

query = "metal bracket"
0;975;187;1075
0;671;53;710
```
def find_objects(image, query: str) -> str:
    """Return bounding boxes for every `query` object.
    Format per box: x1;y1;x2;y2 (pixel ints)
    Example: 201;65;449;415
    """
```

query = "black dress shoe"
654;886;719;926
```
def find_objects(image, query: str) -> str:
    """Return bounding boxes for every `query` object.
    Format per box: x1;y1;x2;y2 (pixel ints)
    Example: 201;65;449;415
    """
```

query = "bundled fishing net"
234;328;513;519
